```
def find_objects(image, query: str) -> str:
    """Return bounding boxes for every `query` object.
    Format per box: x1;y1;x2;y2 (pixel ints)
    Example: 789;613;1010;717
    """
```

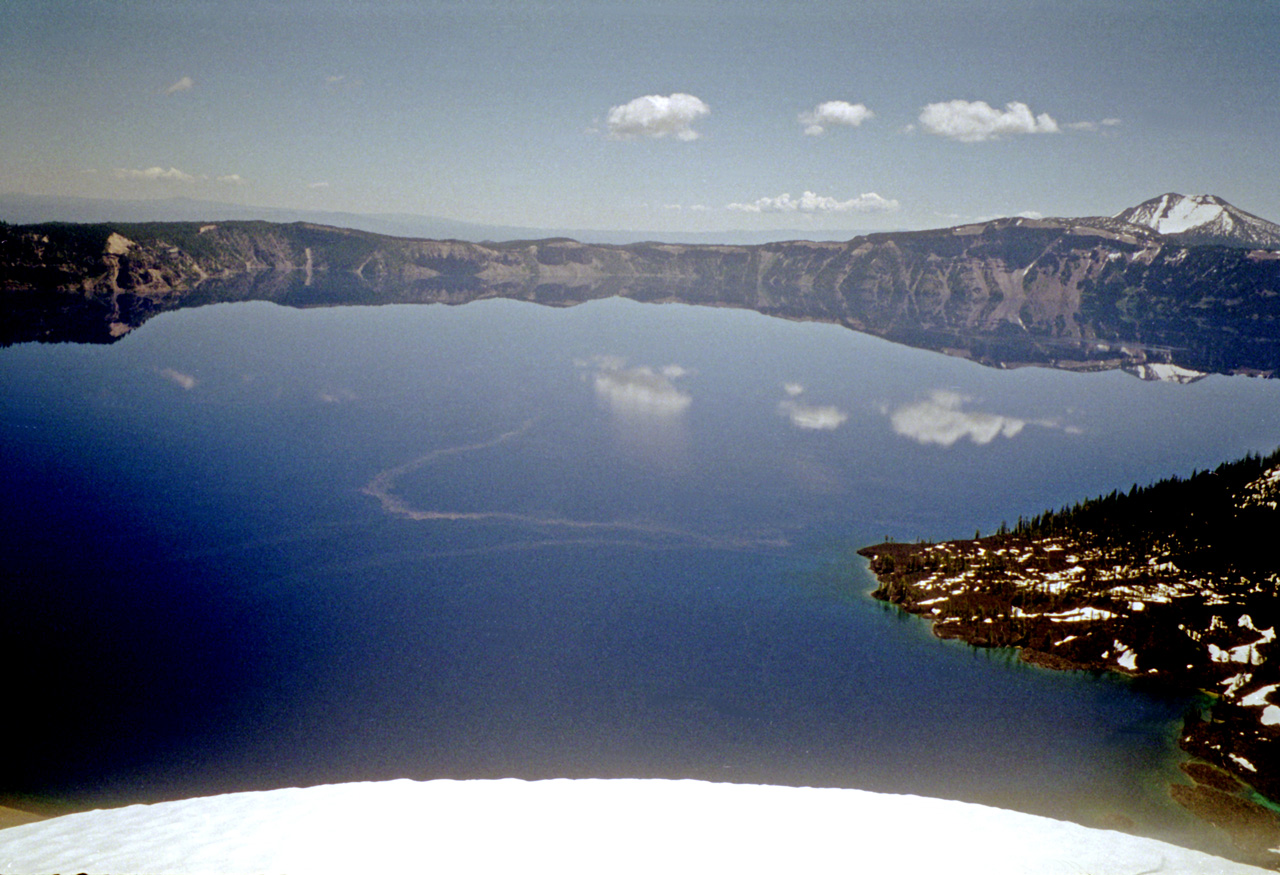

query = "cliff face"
3;217;1280;377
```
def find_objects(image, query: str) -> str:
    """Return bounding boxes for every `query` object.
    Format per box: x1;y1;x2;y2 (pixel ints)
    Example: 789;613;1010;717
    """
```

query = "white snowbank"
0;778;1269;875
1046;606;1116;622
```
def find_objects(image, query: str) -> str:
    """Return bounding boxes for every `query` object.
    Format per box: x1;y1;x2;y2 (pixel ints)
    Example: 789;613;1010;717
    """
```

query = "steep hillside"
3;198;1280;377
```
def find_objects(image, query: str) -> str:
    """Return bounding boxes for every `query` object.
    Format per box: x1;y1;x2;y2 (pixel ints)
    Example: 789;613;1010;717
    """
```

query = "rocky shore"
859;455;1280;866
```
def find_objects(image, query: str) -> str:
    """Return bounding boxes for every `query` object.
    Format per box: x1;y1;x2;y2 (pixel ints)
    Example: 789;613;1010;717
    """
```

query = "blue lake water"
3;296;1280;856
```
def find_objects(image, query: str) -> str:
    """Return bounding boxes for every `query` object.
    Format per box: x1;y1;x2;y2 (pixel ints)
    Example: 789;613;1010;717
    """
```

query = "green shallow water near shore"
3;296;1280;863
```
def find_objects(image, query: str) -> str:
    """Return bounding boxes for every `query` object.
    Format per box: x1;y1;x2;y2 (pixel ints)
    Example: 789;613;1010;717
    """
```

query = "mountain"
3;196;1280;378
1112;193;1280;249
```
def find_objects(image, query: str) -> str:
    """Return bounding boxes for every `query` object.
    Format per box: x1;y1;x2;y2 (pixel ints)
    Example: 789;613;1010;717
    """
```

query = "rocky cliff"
3;203;1280;377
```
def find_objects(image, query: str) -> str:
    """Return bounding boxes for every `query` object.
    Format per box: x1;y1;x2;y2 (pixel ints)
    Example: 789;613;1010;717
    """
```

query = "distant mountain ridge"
3;194;1279;380
0;192;868;247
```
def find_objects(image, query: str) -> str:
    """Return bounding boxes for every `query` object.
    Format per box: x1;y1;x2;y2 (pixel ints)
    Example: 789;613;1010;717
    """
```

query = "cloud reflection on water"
590;363;692;418
577;355;692;474
887;390;1029;447
777;383;849;431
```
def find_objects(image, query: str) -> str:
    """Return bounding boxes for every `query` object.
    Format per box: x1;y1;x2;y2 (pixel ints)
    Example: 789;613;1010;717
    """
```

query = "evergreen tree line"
996;447;1280;579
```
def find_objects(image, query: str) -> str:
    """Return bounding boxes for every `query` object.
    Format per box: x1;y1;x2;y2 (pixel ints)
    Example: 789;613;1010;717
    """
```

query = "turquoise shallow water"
3;297;1280;857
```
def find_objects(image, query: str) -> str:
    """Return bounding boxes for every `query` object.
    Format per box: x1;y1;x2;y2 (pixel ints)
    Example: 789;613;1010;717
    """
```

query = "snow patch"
1046;607;1116;622
1114;642;1138;671
0;778;1269;875
1151;195;1227;234
1241;684;1278;708
1230;754;1258;773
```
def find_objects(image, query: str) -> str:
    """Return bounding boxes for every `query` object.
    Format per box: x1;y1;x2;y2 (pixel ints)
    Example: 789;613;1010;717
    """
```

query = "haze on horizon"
2;0;1277;236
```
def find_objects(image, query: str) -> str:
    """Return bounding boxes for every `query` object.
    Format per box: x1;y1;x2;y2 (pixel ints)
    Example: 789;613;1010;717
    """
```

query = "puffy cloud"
164;76;194;95
727;191;899;214
605;93;710;141
114;166;196;182
799;100;873;136
782;382;805;397
592;363;692;417
918;100;1060;143
888;391;1025;446
217;174;245;185
779;400;848;430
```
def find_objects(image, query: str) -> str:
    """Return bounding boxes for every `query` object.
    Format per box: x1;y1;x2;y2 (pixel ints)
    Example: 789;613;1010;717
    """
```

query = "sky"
2;0;1279;235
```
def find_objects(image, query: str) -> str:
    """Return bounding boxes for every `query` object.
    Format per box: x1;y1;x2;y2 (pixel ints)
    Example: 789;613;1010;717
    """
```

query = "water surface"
4;297;1279;857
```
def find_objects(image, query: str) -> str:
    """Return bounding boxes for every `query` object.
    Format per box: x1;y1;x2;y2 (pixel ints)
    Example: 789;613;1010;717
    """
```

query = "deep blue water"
3;297;1280;856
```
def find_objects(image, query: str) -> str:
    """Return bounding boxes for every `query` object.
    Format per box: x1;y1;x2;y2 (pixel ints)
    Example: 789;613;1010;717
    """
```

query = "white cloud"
325;75;346;84
888;390;1025;446
1066;117;1122;133
918;100;1060;143
727;191;899;214
114;166;196;182
779;400;848;430
164;76;194;95
217;174;245;185
605;93;710;141
782;382;805;397
592;362;692;417
799;100;873;136
308;181;331;189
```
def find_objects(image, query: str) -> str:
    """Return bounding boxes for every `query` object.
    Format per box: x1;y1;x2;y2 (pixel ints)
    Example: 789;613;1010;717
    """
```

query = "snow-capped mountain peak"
1113;193;1280;249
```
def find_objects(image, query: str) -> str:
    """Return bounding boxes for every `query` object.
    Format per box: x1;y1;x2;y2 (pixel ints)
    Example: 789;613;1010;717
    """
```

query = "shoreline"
859;536;1280;870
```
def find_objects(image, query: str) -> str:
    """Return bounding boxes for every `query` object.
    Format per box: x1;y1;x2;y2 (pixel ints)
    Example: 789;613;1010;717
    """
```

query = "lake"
3;296;1279;857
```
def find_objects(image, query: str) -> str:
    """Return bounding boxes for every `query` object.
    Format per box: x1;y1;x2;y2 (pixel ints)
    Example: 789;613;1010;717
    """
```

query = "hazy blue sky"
3;0;1278;233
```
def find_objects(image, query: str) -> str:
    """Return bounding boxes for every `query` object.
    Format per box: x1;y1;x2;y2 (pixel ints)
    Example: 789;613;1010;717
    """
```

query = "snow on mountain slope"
1114;193;1280;249
0;778;1270;875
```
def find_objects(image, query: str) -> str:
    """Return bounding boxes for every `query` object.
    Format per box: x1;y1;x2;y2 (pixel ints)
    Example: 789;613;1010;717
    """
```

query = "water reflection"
2;296;1278;863
885;389;1077;447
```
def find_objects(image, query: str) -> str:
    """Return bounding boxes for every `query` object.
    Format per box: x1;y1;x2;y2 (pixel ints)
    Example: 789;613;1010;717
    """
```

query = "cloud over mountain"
114;166;196;182
727;191;898;214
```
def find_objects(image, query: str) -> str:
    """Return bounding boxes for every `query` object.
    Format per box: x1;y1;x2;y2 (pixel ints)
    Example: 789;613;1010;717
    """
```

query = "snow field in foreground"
0;777;1269;875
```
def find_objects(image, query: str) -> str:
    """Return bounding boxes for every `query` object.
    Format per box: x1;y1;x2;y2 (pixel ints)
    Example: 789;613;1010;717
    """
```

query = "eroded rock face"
3;216;1280;376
